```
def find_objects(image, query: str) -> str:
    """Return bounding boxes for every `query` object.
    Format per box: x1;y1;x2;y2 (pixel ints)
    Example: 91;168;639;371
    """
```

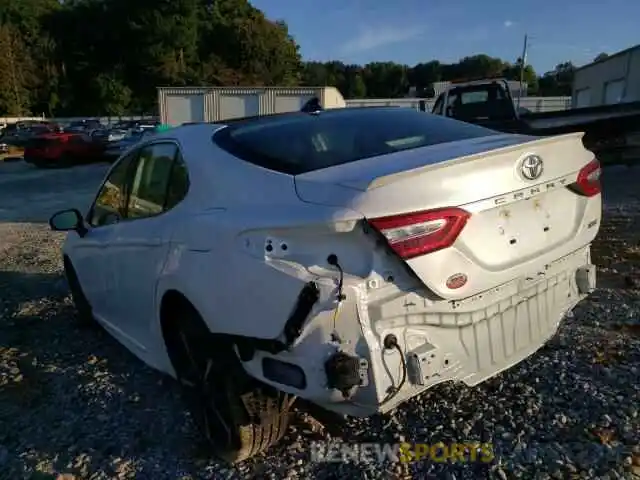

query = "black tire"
63;258;96;326
166;304;293;464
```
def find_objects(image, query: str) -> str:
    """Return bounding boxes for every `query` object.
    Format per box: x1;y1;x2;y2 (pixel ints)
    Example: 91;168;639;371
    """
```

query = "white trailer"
157;86;346;126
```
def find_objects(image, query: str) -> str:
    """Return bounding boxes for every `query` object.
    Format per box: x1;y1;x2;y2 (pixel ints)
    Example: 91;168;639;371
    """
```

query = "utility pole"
517;33;528;110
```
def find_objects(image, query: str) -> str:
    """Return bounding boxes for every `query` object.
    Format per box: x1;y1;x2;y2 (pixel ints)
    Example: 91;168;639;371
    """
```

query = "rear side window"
127;143;177;219
213;108;498;175
165;155;189;209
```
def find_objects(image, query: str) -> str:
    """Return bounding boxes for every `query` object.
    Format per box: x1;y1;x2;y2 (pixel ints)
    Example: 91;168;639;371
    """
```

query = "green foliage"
300;55;560;99
0;0;576;116
0;23;33;115
538;62;577;96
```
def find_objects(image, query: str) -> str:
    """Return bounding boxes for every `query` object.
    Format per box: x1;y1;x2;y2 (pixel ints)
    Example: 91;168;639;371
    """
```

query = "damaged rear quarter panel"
157;202;369;340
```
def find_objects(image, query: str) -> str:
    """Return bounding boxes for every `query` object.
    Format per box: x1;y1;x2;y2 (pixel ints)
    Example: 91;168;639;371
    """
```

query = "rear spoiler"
367;131;586;190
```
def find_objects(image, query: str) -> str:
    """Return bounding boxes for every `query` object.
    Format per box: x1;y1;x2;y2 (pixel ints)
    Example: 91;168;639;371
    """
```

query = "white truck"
157;86;346;126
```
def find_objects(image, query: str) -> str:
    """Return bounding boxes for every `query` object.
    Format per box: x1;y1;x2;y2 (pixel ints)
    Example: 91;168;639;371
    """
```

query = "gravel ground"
1;161;639;480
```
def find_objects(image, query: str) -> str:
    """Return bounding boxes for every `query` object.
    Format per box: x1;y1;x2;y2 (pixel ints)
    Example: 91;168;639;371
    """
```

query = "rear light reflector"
570;159;601;197
446;273;468;289
368;207;470;259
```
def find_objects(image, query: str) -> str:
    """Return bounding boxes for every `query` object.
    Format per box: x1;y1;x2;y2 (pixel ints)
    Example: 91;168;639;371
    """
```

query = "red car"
23;132;103;168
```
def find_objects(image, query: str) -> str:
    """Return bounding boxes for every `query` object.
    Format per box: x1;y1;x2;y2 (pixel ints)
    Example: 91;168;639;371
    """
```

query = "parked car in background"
24;132;104;167
91;128;129;146
103;129;156;162
111;119;160;133
48;108;601;463
2;121;60;146
65;119;105;134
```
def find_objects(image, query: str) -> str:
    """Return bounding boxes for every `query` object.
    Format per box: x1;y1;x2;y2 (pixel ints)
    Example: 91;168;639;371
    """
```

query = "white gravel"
1;161;639;480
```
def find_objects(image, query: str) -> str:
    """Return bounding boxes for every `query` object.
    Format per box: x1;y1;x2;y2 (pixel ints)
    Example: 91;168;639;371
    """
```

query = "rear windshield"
445;84;515;122
212;107;499;175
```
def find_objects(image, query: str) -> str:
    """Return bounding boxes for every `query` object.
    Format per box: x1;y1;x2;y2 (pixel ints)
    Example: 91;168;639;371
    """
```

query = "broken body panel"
162;127;601;417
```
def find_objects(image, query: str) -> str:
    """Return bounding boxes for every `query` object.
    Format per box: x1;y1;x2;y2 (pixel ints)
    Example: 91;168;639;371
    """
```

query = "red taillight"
368;207;470;259
570;159;601;197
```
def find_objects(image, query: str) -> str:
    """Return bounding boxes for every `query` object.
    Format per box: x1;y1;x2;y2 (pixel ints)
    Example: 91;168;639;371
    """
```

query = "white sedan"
49;107;602;463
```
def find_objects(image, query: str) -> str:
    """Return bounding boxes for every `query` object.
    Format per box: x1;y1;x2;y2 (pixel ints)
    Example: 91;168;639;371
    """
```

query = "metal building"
572;44;640;108
156;86;346;125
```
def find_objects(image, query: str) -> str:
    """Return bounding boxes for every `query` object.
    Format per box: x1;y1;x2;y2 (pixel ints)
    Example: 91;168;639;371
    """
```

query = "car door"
66;151;139;322
101;141;189;353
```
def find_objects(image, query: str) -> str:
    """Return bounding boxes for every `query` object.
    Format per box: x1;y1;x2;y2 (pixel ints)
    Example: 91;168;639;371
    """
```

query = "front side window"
213;108;498;175
89;153;137;227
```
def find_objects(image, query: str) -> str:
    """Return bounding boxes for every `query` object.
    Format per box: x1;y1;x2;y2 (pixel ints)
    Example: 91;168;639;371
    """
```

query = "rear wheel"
63;258;95;326
166;303;293;464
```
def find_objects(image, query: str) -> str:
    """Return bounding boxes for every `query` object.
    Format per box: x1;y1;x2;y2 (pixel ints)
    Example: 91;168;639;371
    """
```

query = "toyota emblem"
520;154;544;180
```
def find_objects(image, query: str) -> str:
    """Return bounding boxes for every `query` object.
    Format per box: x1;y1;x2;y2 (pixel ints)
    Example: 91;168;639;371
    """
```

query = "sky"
250;0;639;74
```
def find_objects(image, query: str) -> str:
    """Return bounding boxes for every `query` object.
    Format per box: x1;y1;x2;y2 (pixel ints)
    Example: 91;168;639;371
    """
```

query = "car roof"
129;109;419;211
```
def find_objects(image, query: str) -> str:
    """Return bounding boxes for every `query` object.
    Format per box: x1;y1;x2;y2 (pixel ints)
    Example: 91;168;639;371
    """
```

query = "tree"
199;1;301;86
349;74;367;98
443;54;505;80
363;62;409;98
538;62;575;96
502;58;539;95
0;0;60;115
0;23;32;115
0;0;577;116
301;61;330;86
409;61;441;96
92;73;132;116
594;52;609;62
299;55;546;100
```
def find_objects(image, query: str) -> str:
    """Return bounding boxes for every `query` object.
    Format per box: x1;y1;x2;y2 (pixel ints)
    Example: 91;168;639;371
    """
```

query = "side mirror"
49;209;88;237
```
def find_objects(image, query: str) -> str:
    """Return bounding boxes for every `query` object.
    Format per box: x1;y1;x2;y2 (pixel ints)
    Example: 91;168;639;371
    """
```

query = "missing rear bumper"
235;281;320;361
